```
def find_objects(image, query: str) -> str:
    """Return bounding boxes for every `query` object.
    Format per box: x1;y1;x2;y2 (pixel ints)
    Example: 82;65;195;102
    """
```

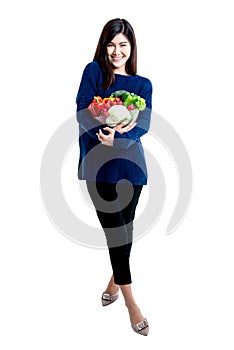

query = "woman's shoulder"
80;61;103;86
83;61;101;74
134;74;153;95
135;74;152;87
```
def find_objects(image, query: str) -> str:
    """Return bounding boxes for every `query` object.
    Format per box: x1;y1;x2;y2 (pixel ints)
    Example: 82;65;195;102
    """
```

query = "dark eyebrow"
109;41;129;44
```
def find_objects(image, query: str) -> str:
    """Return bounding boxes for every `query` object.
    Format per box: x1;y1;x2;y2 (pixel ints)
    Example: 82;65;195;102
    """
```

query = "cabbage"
106;105;132;127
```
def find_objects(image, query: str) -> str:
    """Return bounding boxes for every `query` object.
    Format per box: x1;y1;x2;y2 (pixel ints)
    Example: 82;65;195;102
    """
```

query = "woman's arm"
96;122;136;146
76;62;103;139
112;80;153;149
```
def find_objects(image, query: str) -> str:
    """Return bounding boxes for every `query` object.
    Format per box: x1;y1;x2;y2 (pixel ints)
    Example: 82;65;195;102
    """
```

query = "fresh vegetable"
88;96;106;117
110;90;128;98
102;97;123;109
127;104;135;111
106;105;132;127
87;90;146;126
110;90;146;110
92;96;103;104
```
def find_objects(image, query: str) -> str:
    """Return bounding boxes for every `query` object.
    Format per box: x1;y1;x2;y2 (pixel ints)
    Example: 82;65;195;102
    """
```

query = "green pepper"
110;90;128;98
123;93;135;107
120;91;130;102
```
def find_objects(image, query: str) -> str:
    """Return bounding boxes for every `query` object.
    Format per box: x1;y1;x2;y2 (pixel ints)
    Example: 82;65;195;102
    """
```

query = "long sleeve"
113;79;153;149
76;62;103;139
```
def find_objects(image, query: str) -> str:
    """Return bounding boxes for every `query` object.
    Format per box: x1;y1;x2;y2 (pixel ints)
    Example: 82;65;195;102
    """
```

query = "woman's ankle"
126;304;144;324
125;300;139;310
104;275;119;294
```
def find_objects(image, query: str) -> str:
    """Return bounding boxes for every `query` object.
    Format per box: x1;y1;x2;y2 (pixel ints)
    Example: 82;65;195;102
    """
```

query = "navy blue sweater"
76;61;153;185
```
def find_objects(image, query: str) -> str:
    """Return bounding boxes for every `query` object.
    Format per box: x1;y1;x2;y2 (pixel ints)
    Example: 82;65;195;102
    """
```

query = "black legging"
86;181;143;285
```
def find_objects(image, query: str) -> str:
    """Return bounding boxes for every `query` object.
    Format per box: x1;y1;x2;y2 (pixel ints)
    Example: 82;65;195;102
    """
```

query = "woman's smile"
107;33;131;74
112;56;124;62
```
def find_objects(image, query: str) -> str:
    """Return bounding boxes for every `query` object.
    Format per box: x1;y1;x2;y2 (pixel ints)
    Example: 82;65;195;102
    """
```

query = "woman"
76;18;152;336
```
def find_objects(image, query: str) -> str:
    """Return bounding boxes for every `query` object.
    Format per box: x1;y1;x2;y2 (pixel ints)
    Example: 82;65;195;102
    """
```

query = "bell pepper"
110;90;128;98
123;93;135;107
102;97;114;109
122;92;146;110
92;96;103;104
88;96;106;117
113;97;121;103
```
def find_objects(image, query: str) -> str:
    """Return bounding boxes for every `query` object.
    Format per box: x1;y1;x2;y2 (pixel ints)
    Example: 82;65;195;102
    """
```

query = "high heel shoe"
101;292;119;306
131;318;149;336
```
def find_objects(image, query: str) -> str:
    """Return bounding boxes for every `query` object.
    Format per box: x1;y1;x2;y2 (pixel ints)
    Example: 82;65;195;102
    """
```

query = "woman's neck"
113;67;129;75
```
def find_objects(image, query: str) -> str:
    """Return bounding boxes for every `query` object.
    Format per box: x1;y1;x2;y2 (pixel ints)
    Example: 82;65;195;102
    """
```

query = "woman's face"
107;33;131;73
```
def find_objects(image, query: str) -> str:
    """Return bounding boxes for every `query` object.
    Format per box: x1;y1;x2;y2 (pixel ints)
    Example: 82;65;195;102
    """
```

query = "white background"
1;0;234;349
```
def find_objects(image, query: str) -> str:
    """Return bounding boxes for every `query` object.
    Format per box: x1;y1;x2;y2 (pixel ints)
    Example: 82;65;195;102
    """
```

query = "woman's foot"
126;302;149;335
125;301;144;325
101;275;119;306
120;284;149;336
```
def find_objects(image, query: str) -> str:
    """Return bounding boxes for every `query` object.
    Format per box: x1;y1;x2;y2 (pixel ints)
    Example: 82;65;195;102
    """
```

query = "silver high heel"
101;292;119;306
131;318;149;336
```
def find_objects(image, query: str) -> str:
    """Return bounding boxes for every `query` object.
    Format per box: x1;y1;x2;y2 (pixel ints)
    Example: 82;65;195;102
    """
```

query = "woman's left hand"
96;127;115;146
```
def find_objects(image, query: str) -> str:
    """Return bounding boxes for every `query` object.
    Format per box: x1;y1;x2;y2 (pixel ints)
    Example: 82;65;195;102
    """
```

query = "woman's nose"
113;45;120;55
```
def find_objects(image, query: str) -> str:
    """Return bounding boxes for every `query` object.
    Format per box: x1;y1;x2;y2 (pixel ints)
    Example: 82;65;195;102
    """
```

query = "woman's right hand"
113;122;137;134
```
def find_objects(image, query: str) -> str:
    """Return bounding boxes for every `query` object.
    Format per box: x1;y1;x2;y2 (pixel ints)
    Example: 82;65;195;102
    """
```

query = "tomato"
127;104;135;111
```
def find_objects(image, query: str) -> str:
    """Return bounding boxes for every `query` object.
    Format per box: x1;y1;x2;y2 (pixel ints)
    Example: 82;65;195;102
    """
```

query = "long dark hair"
93;18;137;90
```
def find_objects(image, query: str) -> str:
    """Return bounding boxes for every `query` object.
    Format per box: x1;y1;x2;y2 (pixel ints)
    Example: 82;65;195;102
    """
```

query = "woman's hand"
96;127;115;146
114;122;137;134
96;122;137;146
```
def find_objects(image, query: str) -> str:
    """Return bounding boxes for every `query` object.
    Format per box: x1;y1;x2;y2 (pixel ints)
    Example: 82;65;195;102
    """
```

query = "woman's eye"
107;44;114;47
